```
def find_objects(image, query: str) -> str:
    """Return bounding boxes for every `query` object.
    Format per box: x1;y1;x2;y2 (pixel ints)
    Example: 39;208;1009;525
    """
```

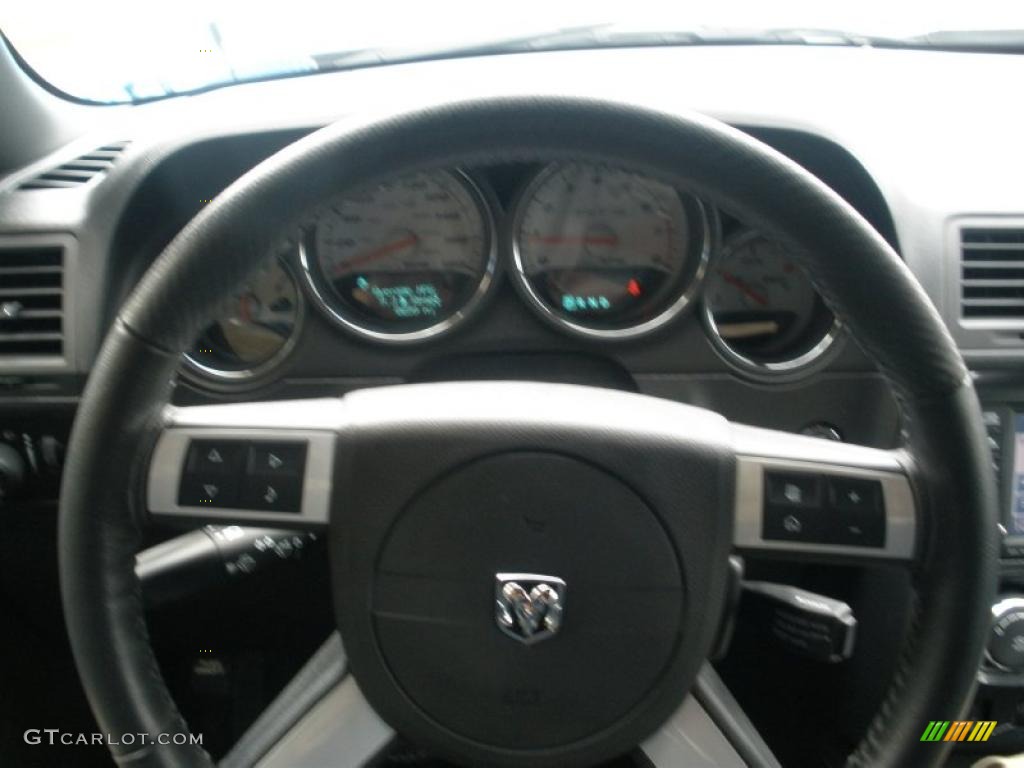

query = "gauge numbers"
304;170;495;342
511;162;708;338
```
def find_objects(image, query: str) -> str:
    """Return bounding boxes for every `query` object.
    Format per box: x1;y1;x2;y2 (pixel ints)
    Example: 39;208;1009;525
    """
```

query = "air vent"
960;227;1024;321
0;245;64;357
17;141;131;190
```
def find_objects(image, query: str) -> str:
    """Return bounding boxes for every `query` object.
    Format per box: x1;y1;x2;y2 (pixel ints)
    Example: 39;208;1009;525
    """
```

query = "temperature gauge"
185;257;302;382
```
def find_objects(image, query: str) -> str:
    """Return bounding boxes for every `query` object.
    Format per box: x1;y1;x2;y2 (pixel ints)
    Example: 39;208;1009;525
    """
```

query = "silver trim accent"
701;229;843;381
640;695;747;768
257;675;393;768
162;398;346;430
298;169;499;344
147;400;344;524
182;256;305;384
0;233;77;374
508;162;712;341
732;424;915;560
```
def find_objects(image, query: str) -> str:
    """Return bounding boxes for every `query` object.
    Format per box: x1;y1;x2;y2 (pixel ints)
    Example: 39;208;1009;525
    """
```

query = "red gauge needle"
342;234;418;271
238;294;254;323
528;234;620;246
720;270;769;307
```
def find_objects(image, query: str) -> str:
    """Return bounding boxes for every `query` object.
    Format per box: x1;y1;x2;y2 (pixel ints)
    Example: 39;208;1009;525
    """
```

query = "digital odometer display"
305;170;495;341
1012;414;1024;534
511;162;707;339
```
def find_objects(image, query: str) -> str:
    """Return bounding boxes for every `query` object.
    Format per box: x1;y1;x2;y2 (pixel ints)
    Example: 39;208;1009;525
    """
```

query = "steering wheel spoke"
640;665;781;768
731;422;917;565
146;398;342;528
221;633;394;768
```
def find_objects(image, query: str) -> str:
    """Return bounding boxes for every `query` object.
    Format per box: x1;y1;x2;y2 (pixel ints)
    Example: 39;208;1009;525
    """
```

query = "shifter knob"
0;442;26;504
987;596;1024;672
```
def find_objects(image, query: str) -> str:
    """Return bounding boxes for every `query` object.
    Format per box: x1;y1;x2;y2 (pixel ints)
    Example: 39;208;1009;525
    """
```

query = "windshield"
4;0;1022;103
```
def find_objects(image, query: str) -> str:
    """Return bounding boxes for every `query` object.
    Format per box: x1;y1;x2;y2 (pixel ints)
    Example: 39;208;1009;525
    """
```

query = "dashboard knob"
800;423;843;441
987;597;1024;672
0;442;26;504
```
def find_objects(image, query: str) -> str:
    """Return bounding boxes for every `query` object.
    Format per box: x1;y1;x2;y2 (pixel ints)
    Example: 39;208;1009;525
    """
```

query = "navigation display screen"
1012;415;1024;535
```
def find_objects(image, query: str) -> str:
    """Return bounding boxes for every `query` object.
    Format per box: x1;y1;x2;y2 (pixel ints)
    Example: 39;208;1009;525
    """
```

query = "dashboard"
4;40;1023;558
2;40;1024;763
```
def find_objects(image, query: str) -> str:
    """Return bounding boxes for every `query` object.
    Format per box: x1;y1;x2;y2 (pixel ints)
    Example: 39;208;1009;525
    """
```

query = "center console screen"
1011;415;1024;535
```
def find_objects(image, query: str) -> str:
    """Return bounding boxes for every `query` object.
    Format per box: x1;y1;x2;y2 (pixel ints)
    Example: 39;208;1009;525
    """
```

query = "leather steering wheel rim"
59;96;998;768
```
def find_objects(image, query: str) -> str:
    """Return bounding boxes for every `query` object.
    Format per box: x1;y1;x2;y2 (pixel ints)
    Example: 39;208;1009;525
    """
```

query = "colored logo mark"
920;720;996;742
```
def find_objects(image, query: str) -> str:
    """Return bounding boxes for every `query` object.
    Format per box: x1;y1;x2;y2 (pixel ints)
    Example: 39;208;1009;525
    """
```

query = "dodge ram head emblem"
495;573;566;644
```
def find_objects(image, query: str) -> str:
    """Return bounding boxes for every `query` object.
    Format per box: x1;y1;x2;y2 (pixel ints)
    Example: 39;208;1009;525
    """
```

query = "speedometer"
510;162;710;339
300;170;497;343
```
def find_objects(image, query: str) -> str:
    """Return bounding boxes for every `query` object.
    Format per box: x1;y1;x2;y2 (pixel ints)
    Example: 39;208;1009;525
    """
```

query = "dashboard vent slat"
962;230;1024;245
960;227;1024;322
0;245;65;358
17;141;130;190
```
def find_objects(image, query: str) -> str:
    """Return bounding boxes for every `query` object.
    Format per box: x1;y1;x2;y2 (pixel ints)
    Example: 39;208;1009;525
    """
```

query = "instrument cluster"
184;162;842;385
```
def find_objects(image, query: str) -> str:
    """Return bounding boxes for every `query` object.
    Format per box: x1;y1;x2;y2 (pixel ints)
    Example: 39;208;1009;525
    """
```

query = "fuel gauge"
703;230;840;377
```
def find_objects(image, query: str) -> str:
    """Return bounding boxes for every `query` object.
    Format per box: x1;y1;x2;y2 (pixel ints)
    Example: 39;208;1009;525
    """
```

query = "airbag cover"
373;451;683;747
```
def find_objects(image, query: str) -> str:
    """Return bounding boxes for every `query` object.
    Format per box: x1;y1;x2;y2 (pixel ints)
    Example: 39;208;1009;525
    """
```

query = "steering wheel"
59;97;998;768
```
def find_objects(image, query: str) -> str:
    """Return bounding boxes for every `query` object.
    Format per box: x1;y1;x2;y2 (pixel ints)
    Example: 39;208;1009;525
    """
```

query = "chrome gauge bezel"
508;162;713;341
182;255;305;387
298;169;500;345
701;229;844;382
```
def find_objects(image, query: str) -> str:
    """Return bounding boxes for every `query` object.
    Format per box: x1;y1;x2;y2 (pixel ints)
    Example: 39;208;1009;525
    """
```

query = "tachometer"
702;230;840;377
301;170;496;343
510;162;710;339
185;257;302;382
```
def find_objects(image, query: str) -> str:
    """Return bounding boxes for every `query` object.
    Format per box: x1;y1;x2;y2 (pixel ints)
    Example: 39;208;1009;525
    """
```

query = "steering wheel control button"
763;471;825;542
175;438;308;512
761;471;887;548
763;506;822;543
185;440;243;475
240;475;302;512
828;477;882;511
825;477;885;547
766;472;821;508
178;473;239;508
825;508;885;548
246;442;306;477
